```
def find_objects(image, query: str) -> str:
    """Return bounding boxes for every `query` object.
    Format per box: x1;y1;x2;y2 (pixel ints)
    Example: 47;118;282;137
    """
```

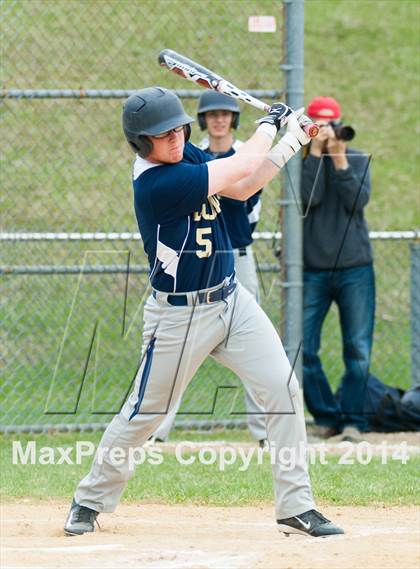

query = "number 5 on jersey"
196;227;212;258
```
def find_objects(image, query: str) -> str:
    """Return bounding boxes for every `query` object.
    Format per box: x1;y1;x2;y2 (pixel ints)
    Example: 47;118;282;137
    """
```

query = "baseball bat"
158;49;319;138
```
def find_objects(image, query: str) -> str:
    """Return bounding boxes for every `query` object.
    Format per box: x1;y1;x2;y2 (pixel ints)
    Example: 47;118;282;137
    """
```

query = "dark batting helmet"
122;87;194;157
197;91;240;131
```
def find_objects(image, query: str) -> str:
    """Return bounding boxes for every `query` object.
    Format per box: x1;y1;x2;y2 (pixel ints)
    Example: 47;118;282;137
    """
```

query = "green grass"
305;1;420;229
1;0;419;230
1;432;418;506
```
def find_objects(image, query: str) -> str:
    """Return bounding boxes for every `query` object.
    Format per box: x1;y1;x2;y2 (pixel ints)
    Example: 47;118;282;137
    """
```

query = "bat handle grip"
303;122;319;138
296;112;319;138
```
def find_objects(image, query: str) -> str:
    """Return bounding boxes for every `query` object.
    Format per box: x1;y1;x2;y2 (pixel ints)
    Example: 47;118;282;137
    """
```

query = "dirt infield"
1;501;419;568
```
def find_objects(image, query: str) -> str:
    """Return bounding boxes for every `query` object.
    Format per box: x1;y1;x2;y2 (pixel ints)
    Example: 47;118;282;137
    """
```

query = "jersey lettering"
196;227;212;258
193;196;221;221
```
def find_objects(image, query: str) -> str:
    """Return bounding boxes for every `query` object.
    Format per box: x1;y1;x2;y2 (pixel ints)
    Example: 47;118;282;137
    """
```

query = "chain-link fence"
1;1;418;431
2;233;418;431
2;0;286;227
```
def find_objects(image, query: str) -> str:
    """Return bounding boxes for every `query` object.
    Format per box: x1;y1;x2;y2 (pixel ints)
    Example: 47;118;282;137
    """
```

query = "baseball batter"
64;87;344;538
152;91;267;445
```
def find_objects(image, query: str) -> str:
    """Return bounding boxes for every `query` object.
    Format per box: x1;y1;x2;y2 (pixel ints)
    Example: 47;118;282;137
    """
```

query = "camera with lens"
330;120;356;142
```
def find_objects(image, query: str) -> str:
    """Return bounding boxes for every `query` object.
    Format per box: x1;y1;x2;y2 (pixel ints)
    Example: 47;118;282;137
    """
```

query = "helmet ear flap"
184;123;191;142
135;136;153;158
197;114;207;131
232;112;240;130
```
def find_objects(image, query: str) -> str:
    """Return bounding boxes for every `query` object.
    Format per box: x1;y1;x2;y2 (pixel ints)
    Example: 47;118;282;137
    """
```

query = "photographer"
301;96;374;442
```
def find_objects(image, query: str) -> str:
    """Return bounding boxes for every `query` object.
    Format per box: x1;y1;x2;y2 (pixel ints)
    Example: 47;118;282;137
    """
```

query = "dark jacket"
301;148;373;270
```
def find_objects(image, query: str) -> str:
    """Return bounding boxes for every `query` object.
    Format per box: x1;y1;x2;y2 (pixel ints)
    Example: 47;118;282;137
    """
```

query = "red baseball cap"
307;96;341;120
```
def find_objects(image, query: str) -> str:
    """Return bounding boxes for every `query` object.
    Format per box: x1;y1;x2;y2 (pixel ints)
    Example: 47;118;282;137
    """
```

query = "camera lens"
333;124;355;142
338;126;355;141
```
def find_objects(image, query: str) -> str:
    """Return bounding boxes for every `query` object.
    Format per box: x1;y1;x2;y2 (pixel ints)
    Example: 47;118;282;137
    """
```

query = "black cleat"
277;509;344;537
64;498;99;536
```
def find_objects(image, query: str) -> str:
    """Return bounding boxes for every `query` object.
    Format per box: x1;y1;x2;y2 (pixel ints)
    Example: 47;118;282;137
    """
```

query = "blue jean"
303;264;375;431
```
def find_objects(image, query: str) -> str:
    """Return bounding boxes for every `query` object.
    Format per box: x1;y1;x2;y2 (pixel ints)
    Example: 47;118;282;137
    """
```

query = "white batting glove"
266;107;311;169
283;107;311;148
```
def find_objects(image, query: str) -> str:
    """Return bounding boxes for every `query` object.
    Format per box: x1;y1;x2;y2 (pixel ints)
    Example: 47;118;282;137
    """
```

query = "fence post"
410;243;420;387
281;0;304;381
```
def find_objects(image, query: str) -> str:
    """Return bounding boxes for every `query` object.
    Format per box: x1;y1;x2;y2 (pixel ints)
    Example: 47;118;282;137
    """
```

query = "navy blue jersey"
132;142;234;293
202;141;262;249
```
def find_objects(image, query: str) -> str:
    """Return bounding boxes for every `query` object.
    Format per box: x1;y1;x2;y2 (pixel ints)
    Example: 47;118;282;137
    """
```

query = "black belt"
238;247;247;257
153;279;236;306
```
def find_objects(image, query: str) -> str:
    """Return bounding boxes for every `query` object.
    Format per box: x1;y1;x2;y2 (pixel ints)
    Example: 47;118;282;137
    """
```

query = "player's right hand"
257;103;290;131
285;108;311;146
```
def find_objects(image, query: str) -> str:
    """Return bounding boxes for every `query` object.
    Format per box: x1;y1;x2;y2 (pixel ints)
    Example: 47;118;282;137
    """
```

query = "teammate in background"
64;87;344;538
197;92;262;302
301;96;374;442
151;91;267;446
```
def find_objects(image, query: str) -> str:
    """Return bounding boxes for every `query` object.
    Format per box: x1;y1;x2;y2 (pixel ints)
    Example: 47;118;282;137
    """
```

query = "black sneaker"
64;498;99;536
277;509;344;537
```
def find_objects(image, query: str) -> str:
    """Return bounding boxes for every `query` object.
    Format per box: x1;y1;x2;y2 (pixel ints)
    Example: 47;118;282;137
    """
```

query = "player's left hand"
257;103;290;131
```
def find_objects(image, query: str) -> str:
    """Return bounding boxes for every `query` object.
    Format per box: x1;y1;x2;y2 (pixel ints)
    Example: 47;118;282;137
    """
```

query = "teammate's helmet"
197;91;240;130
122;87;194;157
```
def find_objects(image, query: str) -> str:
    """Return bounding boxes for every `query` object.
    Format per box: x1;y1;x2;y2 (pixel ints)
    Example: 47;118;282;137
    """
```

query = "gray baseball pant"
153;245;267;442
75;283;315;519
